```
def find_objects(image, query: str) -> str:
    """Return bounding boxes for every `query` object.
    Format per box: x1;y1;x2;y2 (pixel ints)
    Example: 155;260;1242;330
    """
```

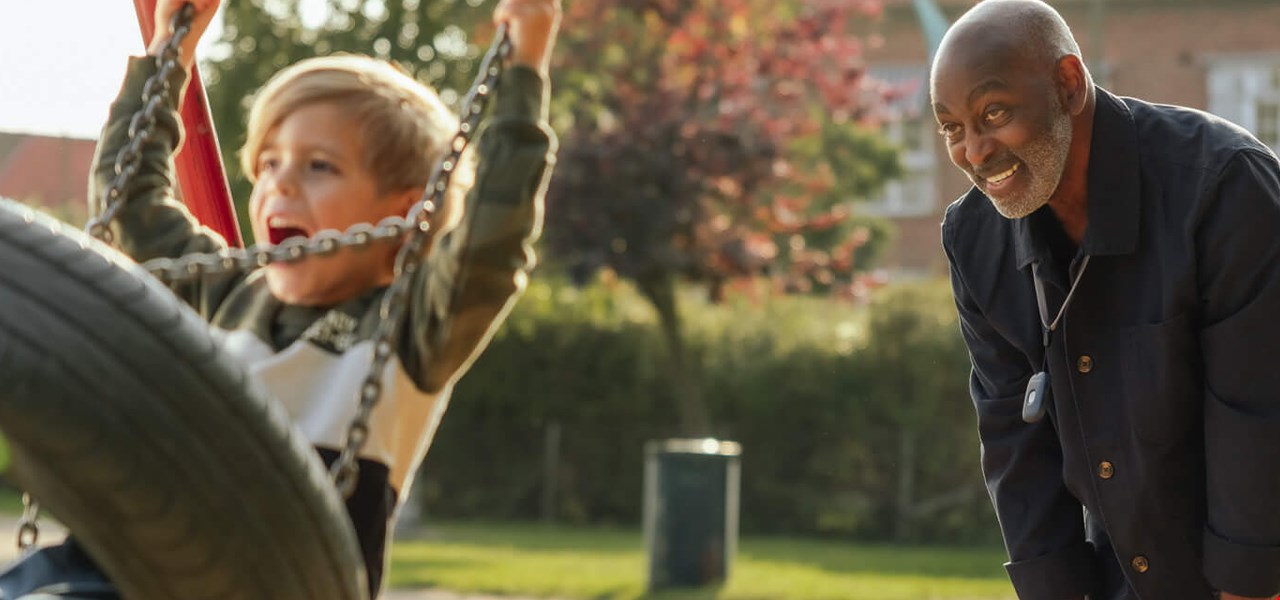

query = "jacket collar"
1012;87;1142;270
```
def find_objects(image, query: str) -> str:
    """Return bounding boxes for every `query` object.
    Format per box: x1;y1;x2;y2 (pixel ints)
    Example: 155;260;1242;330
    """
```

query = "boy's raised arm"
403;0;561;393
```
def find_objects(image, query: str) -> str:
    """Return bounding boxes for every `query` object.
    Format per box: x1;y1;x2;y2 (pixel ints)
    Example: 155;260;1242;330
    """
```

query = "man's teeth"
986;163;1019;184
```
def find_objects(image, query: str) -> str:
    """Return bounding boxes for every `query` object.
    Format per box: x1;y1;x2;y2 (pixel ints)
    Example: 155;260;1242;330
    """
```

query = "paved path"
0;516;543;600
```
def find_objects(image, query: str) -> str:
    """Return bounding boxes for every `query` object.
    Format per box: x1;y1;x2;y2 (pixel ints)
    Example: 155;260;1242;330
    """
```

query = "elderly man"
935;1;1280;599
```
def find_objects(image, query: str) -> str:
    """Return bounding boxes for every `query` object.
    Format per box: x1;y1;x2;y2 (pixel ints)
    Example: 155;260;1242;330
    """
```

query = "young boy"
0;0;559;597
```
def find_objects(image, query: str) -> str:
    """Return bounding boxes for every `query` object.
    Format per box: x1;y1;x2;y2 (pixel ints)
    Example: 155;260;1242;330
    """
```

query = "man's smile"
985;162;1020;185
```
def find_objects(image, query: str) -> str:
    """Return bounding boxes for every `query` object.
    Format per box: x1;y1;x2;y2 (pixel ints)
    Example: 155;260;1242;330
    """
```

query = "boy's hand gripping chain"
81;4;511;499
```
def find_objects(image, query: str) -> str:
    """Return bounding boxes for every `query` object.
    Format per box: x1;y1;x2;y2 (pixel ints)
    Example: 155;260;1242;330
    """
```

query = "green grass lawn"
389;521;1015;600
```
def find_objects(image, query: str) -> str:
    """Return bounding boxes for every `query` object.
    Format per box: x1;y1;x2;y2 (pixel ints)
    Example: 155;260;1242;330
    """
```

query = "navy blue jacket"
943;88;1280;599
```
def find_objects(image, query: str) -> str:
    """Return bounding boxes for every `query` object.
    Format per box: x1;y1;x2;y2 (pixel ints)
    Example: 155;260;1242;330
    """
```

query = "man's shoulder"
1122;95;1273;171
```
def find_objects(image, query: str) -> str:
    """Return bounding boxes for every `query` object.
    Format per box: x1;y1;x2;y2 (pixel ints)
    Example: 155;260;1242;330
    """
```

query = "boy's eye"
257;156;280;173
309;159;339;174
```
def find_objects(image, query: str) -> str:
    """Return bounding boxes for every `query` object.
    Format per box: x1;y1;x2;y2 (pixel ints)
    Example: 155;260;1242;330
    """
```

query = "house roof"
0;131;97;214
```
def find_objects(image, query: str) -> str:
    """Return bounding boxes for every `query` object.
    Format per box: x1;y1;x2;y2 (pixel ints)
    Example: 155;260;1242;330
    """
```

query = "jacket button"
1077;355;1093;373
1131;555;1149;573
1098;461;1115;479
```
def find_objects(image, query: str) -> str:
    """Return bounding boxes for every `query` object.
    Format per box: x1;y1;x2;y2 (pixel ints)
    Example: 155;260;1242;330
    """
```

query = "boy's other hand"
494;0;562;77
148;0;221;70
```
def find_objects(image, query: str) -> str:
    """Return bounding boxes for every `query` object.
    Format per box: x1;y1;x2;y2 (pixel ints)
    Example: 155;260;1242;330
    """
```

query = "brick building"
862;0;1280;275
0;131;97;224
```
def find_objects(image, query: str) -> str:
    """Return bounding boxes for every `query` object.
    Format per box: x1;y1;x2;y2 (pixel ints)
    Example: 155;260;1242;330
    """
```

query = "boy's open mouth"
268;227;308;245
266;217;310;245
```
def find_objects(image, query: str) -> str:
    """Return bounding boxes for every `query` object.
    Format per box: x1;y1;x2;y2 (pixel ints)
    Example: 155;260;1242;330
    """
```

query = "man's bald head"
929;1;1096;220
932;0;1084;89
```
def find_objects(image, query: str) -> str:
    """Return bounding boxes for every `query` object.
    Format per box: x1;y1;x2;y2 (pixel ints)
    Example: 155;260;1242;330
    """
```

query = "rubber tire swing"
0;198;367;600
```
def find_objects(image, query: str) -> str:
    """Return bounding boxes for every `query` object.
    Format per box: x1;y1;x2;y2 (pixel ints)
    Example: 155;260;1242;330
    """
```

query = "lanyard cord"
1031;255;1091;347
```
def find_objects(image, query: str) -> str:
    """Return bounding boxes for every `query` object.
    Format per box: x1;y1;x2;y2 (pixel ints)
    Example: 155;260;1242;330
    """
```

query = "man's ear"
1056;54;1090;116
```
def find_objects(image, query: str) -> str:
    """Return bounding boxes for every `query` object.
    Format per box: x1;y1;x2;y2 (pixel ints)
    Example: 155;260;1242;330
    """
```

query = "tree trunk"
636;270;713;437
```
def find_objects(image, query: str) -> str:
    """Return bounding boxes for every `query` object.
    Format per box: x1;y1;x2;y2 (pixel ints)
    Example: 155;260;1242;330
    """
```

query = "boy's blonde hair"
241;54;471;234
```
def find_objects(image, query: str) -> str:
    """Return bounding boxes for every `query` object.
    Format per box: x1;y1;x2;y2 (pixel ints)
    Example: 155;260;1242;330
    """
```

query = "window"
863;66;937;218
1257;100;1279;150
1207;55;1280;153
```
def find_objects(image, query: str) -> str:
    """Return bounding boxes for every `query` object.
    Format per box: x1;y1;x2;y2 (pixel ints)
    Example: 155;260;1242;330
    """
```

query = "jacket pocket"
1121;312;1201;445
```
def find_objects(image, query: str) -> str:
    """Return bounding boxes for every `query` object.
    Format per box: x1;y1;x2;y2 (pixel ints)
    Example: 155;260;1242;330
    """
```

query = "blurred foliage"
546;0;903;302
420;275;998;544
538;0;905;434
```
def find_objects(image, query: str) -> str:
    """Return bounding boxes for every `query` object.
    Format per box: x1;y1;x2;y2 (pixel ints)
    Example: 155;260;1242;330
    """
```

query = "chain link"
17;493;39;552
85;3;197;245
140;215;415;281
331;27;512;498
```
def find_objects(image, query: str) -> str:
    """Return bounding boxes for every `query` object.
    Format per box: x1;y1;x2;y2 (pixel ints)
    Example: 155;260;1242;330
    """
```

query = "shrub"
417;276;1000;544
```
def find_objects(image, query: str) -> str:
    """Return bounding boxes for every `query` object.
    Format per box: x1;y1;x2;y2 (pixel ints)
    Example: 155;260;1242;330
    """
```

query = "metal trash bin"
643;438;741;590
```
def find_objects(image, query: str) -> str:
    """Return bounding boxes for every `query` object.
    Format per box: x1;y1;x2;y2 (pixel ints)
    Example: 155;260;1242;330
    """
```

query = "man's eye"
937;123;963;141
983;107;1009;123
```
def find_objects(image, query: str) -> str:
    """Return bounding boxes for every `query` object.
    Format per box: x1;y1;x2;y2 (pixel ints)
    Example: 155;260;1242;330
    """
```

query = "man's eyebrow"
932;78;1011;116
967;79;1010;106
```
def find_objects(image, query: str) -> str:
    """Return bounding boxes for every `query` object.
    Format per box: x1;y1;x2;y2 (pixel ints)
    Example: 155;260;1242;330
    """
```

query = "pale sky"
0;2;324;140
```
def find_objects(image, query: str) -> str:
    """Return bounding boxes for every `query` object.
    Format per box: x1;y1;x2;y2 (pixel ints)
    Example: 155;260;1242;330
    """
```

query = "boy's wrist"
495;64;549;123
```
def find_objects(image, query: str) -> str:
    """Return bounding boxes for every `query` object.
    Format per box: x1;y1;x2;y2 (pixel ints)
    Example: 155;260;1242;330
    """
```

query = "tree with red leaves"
544;0;902;434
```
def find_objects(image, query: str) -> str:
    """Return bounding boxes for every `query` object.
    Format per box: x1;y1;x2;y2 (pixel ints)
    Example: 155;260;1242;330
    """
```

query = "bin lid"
646;438;742;456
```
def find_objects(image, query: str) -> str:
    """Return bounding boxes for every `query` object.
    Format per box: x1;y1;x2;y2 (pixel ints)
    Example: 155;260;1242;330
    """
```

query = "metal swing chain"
330;27;512;498
86;3;197;245
15;3;199;554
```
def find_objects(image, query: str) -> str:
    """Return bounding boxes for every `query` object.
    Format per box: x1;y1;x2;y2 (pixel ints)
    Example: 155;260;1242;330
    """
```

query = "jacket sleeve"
87;56;242;319
400;64;556;394
943;222;1095;600
1196;148;1280;598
